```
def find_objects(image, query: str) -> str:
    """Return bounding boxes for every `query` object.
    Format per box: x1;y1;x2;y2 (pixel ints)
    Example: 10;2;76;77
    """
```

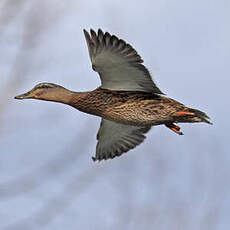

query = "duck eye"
35;84;52;90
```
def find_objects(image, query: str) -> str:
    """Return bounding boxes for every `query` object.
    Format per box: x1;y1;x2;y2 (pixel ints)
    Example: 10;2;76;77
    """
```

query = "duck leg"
165;123;183;135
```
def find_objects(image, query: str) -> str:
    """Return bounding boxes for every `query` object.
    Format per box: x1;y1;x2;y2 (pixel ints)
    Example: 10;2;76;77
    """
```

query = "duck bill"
14;91;34;100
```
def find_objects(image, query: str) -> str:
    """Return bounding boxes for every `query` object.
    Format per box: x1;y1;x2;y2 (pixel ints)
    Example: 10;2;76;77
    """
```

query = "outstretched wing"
93;119;151;161
84;29;163;94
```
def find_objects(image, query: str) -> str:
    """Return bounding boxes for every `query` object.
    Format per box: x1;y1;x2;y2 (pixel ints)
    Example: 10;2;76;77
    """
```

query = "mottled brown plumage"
70;88;209;126
15;29;212;161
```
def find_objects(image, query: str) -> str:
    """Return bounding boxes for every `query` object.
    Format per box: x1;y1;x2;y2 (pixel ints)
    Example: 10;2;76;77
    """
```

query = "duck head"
14;83;73;104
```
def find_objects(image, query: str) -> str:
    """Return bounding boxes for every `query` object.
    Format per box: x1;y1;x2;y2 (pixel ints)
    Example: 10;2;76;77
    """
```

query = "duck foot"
176;111;194;116
165;123;184;135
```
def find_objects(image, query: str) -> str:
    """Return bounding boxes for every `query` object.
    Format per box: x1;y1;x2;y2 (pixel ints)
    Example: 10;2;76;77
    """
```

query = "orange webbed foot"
165;123;184;135
176;111;195;116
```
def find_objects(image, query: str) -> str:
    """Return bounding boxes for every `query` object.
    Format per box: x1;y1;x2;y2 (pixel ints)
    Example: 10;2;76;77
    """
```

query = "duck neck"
55;90;77;105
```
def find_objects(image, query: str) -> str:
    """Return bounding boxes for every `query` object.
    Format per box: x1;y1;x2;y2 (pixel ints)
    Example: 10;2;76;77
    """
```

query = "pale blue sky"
0;0;229;229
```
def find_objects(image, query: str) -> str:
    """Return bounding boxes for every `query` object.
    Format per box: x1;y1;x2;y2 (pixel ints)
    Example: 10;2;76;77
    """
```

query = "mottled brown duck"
15;29;212;161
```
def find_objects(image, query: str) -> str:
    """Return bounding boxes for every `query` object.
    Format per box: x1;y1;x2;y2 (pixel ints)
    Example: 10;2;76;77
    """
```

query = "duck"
15;29;212;161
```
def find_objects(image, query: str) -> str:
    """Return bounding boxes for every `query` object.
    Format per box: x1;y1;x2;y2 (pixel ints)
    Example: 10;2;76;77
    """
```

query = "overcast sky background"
0;0;229;229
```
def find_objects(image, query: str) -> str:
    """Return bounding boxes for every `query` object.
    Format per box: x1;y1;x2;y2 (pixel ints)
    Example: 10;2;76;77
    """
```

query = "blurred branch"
0;0;27;26
2;166;104;230
0;0;67;122
0;121;91;199
0;1;43;120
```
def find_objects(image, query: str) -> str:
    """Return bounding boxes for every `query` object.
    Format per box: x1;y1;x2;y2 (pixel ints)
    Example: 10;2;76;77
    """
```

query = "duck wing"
93;119;151;161
83;29;163;94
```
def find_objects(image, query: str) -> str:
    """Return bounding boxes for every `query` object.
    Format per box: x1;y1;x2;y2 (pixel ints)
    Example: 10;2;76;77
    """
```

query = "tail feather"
188;108;213;125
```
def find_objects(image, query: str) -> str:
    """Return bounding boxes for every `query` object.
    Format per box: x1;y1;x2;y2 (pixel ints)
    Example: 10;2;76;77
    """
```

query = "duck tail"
187;108;213;125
